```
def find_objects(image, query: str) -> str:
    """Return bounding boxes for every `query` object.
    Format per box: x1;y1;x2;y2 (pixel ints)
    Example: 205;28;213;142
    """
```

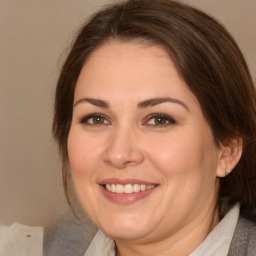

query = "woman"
52;0;256;255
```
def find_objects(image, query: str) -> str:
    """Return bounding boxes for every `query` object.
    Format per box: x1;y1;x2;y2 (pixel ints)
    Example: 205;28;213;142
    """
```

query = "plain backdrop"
1;0;255;227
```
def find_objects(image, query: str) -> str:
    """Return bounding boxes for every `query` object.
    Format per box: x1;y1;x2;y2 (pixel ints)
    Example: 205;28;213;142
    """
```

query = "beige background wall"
1;0;255;227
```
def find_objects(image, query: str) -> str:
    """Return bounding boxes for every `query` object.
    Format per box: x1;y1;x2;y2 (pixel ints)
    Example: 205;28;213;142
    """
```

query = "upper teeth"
105;184;155;193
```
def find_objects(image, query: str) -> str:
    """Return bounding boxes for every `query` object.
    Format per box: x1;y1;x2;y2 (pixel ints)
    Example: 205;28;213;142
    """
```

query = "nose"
103;126;144;169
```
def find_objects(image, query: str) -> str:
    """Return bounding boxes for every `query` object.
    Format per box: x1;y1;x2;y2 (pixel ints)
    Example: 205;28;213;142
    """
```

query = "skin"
68;41;232;256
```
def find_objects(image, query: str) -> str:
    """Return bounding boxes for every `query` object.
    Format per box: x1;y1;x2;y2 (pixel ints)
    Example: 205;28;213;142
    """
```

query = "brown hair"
53;0;256;214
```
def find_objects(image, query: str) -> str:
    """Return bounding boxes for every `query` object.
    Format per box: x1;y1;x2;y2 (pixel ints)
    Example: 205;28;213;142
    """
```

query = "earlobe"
216;137;243;178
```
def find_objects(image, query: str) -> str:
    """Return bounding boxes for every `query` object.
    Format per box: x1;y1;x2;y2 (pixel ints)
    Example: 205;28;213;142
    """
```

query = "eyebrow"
138;97;189;111
73;98;109;108
73;97;189;111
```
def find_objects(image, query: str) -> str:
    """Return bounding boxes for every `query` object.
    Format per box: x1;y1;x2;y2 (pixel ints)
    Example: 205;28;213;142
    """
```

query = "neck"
115;206;219;256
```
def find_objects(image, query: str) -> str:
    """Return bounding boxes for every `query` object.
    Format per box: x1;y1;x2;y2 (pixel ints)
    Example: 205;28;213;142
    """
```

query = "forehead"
77;41;180;87
75;40;193;100
81;40;176;78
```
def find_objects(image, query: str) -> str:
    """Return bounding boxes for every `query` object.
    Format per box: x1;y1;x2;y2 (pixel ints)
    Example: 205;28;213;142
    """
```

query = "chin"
103;226;150;241
95;214;156;241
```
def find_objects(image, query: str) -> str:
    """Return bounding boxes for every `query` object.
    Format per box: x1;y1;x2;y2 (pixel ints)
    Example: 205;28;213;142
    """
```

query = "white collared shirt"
84;204;240;256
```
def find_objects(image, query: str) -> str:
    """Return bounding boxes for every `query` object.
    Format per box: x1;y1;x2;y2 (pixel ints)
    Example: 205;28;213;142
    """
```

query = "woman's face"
68;41;224;242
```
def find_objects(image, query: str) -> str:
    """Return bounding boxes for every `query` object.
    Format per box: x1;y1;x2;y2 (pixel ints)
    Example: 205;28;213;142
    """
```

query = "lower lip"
100;185;157;204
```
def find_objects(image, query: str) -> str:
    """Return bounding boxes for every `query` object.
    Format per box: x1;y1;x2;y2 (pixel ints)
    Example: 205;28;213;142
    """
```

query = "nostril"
26;234;32;238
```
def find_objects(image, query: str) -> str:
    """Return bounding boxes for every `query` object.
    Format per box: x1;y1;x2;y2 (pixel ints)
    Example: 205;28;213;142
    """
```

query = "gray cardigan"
228;215;256;256
44;212;256;256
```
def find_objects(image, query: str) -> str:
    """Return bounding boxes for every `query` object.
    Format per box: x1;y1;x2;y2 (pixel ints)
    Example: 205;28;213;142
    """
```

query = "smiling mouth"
104;184;157;193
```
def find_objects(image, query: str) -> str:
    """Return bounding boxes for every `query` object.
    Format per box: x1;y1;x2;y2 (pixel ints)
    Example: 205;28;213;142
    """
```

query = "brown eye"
154;117;167;125
80;114;109;125
92;116;105;124
146;113;176;126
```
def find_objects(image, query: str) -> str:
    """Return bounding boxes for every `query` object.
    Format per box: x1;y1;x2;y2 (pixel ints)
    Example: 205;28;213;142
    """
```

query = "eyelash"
79;113;110;125
79;113;177;127
144;113;177;127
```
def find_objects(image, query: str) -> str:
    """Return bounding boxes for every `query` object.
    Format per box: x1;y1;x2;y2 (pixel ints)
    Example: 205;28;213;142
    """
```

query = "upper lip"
98;178;158;186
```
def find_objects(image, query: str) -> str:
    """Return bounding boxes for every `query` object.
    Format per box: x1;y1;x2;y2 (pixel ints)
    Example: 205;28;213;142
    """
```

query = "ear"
216;137;243;178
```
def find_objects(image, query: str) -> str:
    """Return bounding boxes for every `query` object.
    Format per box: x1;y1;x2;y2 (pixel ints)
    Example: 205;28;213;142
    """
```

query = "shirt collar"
189;203;240;256
84;204;239;256
84;229;115;256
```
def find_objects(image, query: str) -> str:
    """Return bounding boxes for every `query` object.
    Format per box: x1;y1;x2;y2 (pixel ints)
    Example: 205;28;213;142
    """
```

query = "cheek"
67;128;102;176
145;128;218;178
146;131;219;217
146;135;198;172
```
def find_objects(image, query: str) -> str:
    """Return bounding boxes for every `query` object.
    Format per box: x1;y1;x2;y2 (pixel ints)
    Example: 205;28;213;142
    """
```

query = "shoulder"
43;210;98;256
228;212;256;256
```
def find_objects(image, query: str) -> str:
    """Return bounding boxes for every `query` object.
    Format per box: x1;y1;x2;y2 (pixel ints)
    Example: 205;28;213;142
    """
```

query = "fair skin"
68;41;241;256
